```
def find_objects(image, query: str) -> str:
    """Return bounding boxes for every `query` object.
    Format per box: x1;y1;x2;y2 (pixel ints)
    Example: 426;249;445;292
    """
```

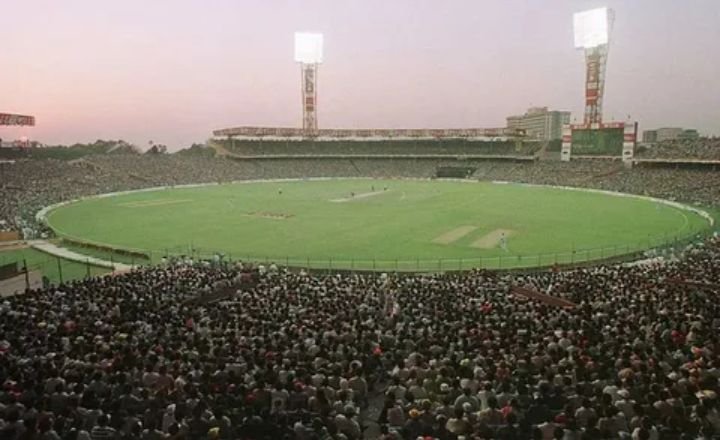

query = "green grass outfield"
45;179;712;271
0;248;110;284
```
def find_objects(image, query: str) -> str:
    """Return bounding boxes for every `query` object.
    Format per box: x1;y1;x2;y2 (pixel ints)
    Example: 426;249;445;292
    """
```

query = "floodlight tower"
294;32;323;134
573;7;614;125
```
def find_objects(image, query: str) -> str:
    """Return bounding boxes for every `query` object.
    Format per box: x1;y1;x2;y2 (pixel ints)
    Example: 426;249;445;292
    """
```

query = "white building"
507;107;571;141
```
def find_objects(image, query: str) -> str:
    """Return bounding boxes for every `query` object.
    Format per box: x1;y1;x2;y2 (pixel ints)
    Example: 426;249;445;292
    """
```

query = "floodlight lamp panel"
294;32;324;63
573;7;609;48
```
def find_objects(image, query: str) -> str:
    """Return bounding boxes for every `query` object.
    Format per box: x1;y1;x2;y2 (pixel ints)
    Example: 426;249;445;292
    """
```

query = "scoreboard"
561;122;637;162
571;127;624;156
0;113;35;126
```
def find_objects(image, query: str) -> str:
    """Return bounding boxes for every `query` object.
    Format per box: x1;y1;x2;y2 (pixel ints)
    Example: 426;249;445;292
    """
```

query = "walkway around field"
0;240;29;251
29;240;136;272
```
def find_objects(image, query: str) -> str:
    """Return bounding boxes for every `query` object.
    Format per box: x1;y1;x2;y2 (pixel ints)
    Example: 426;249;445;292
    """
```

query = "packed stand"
0;236;719;438
220;140;540;157
636;139;720;161
0;155;246;238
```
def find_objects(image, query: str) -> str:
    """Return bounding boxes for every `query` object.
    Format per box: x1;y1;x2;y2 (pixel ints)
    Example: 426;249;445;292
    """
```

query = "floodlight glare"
294;32;324;63
573;7;609;49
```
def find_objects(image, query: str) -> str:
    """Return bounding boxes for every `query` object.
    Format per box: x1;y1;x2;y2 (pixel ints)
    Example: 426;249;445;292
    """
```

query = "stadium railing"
2;218;714;291
144;220;715;274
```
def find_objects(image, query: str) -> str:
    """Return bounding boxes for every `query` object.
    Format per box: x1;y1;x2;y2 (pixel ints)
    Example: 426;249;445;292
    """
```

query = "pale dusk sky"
1;0;718;149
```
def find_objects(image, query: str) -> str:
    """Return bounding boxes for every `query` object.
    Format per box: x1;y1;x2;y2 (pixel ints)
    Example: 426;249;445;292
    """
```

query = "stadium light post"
57;258;63;284
565;8;636;166
573;7;614;125
294;32;323;135
23;259;29;290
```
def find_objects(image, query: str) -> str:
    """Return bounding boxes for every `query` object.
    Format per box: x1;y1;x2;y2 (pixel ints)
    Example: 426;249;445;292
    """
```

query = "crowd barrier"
60;237;150;261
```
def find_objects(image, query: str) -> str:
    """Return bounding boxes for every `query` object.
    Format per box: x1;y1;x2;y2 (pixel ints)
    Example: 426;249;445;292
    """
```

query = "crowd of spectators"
0;156;242;237
636;139;720;161
219;140;542;157
0;233;719;439
475;160;720;207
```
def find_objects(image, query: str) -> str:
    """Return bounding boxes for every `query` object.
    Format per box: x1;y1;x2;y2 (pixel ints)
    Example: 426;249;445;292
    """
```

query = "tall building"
642;130;657;143
655;127;683;142
506;107;571;141
642;127;697;143
678;129;699;140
